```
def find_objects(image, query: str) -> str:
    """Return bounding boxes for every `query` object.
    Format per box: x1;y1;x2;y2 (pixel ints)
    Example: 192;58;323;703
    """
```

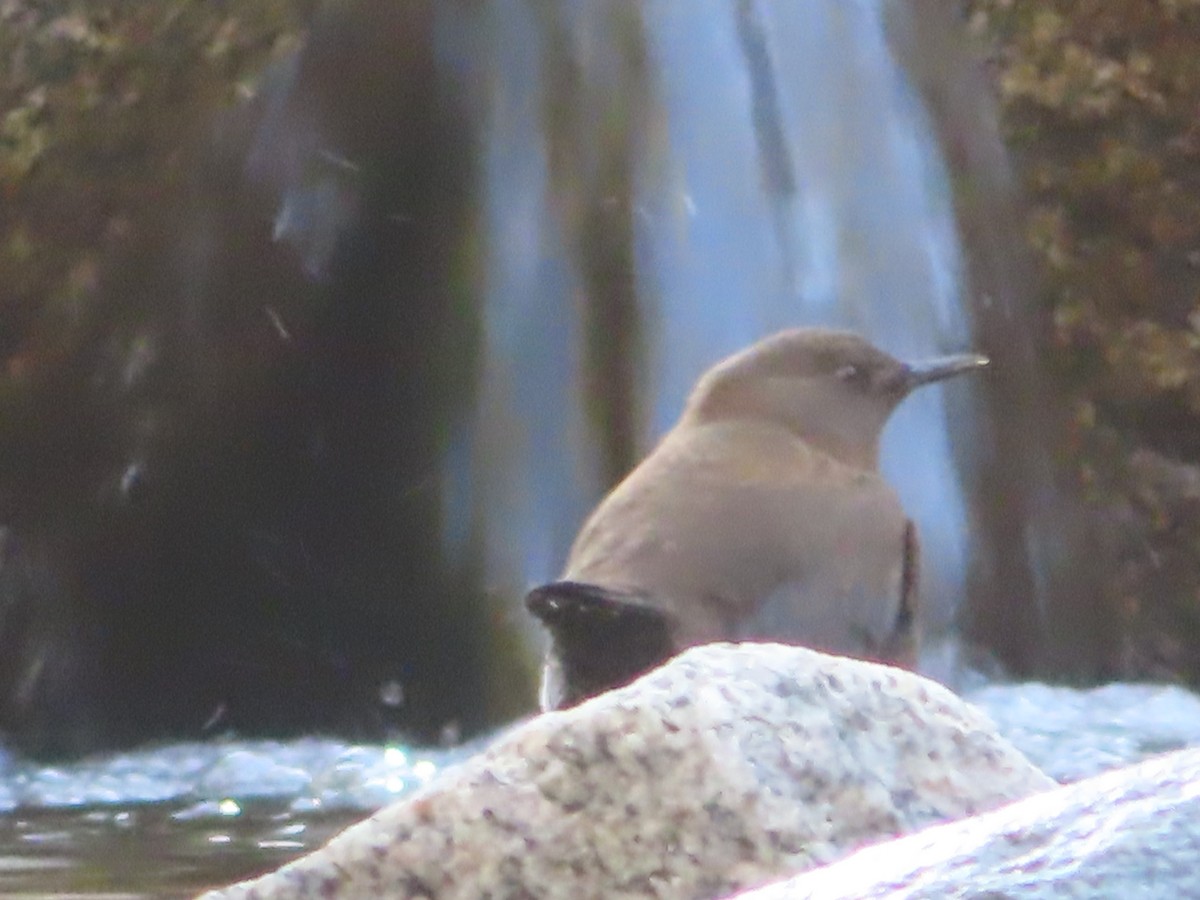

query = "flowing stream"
4;682;1200;897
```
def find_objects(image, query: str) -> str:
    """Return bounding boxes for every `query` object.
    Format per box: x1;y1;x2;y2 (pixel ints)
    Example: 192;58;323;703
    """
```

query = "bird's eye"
835;364;866;385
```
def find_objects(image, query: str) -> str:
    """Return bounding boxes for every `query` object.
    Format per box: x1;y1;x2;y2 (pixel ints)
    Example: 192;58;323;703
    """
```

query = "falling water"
457;0;990;649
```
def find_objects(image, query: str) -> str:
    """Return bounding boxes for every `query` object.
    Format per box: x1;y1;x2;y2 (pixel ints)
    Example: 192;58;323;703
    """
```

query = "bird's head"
681;328;989;469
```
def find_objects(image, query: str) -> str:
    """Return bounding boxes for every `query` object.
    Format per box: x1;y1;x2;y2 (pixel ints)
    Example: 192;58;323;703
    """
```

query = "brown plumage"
527;328;988;710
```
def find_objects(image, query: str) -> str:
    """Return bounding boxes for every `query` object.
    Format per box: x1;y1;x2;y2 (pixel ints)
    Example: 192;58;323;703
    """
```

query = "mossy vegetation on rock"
0;1;311;398
966;0;1200;681
0;1;533;757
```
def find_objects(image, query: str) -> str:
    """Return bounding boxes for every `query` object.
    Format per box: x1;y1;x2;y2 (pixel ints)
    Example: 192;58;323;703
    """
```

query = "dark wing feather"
525;580;676;708
880;519;920;666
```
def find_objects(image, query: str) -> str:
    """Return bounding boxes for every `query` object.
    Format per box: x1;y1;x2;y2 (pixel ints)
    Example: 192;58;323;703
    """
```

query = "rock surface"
199;642;1052;900
736;745;1200;900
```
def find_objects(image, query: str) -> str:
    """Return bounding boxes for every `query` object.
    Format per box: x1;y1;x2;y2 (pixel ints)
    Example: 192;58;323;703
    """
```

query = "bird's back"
564;417;912;663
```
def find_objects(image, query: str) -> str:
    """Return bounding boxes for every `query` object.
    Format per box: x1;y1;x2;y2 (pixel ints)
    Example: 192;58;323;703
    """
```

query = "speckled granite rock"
734;746;1200;900
199;643;1053;900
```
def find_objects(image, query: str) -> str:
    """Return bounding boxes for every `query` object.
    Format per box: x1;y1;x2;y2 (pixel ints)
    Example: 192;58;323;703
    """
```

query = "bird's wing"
878;518;920;666
525;580;677;710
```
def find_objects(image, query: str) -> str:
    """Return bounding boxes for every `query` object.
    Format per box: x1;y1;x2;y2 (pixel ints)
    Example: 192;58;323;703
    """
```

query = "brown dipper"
527;327;989;710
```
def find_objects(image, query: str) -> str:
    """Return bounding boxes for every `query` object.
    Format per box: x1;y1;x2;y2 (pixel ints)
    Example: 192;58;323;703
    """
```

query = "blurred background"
2;0;1199;764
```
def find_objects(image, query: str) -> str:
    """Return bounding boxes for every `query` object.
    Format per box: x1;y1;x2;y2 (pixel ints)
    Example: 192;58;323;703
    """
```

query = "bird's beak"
902;353;990;391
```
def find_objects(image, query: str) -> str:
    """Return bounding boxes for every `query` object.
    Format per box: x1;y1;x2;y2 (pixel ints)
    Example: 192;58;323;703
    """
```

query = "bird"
526;327;989;711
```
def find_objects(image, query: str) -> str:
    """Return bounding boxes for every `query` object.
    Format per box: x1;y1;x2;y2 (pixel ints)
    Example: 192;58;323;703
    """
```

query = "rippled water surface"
0;737;484;898
0;801;359;898
3;681;1200;897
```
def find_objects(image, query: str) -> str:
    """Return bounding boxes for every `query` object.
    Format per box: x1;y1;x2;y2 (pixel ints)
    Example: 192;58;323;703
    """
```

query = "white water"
1;681;1198;817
